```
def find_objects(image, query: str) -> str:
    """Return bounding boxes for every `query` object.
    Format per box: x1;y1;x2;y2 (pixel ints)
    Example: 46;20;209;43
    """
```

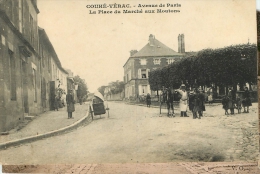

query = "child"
236;96;242;114
222;96;229;115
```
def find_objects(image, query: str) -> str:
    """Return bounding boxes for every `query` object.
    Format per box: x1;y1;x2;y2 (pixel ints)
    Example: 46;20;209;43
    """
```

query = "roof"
131;37;182;58
183;52;198;57
38;27;68;74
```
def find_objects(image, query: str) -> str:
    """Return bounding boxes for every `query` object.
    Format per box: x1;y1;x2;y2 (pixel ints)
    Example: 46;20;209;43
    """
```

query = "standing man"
166;89;174;117
178;84;189;117
242;86;251;113
66;89;75;119
197;87;206;117
228;87;235;115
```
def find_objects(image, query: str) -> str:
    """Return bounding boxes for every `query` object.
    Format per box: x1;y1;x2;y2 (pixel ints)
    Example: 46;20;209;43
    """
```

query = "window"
29;15;34;44
18;0;23;33
52;64;55;79
167;58;175;64
41;45;45;67
48;56;50;72
128;70;131;81
140;59;147;65
141;69;146;78
153;58;161;65
9;51;16;100
138;85;149;95
138;69;150;79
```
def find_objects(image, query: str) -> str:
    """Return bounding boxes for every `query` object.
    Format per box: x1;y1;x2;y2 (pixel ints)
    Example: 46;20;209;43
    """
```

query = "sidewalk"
0;102;90;148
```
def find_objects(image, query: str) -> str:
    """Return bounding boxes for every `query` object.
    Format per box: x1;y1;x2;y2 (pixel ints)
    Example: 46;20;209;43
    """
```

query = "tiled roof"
131;37;182;58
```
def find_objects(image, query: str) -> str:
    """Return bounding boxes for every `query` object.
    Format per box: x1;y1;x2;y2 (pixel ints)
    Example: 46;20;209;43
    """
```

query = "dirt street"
0;102;258;165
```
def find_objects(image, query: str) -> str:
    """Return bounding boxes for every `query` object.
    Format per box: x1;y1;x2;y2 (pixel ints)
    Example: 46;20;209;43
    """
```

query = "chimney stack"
130;50;138;56
149;34;155;46
178;34;185;53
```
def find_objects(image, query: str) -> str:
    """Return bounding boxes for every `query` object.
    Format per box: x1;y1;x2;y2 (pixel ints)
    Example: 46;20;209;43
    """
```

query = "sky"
37;0;257;92
257;0;260;10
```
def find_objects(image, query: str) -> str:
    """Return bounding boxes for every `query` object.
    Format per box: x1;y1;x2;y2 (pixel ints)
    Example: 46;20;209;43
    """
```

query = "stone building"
123;34;195;100
38;27;68;111
0;0;41;132
0;0;70;132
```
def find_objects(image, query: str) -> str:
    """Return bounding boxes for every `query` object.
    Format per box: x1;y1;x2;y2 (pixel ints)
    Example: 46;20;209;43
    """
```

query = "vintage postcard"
0;0;259;173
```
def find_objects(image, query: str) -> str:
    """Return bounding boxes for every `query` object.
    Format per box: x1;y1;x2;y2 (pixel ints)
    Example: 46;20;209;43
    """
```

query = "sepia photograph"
0;0;259;173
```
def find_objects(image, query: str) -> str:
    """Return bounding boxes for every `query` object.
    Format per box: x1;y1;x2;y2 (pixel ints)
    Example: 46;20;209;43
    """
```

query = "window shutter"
138;85;142;95
138;69;141;79
146;69;150;78
147;85;151;94
129;70;131;80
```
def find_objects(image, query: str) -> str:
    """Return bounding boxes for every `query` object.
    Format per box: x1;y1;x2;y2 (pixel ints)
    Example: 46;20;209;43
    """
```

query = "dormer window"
167;58;175;64
140;59;147;65
153;58;161;65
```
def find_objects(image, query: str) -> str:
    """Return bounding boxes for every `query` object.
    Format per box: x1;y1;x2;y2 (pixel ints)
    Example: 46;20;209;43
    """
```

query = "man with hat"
177;84;189;117
66;89;75;119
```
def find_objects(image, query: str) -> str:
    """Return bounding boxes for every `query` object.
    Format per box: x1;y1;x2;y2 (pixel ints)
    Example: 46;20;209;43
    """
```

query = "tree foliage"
108;80;125;94
98;80;125;95
74;75;88;99
149;44;257;90
98;85;107;96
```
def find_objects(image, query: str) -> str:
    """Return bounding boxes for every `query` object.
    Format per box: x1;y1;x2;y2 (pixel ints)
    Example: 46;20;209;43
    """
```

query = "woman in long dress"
177;84;188;117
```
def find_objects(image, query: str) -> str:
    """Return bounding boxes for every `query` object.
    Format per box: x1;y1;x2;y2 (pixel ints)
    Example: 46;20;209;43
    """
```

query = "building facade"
0;0;70;132
123;34;188;100
0;0;41;132
39;28;68;111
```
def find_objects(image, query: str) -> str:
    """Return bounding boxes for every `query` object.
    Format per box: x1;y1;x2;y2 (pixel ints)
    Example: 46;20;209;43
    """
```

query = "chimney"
130;50;138;56
178;34;185;53
178;34;181;53
149;34;155;46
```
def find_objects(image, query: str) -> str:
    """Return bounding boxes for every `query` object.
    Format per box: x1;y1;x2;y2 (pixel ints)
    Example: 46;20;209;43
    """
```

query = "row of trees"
74;75;88;101
149;44;257;91
98;80;124;96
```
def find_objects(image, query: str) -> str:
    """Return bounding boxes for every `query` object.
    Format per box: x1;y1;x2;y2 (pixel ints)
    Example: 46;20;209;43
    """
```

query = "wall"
106;91;124;101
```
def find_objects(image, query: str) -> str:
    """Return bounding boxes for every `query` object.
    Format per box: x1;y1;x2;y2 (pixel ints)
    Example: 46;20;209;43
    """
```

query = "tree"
98;85;107;96
108;80;124;94
148;43;257;91
97;80;125;96
74;75;88;101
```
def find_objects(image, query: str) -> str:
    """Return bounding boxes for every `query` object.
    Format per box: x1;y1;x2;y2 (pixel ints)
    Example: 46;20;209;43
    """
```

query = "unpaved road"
0;102;258;165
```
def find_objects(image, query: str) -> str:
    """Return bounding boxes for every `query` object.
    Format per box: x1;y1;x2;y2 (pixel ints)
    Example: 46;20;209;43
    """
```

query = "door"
49;81;55;110
41;78;46;110
22;60;29;113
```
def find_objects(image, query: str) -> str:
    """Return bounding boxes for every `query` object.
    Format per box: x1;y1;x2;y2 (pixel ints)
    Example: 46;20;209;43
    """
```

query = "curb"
0;106;91;150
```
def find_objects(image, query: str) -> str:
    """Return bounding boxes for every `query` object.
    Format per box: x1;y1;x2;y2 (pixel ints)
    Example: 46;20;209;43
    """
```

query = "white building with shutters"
123;34;189;100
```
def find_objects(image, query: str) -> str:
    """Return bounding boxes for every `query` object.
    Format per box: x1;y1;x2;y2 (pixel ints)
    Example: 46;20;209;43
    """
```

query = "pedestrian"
236;95;242;114
227;87;235;115
166;90;174;117
177;84;189;117
66;89;75;119
61;92;66;107
189;88;197;119
146;93;151;108
197;88;206;117
207;87;213;104
222;95;229;115
54;95;59;111
242;86;252;113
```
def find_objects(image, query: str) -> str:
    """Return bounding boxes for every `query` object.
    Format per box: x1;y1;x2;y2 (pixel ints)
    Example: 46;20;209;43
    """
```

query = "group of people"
145;84;252;119
54;89;75;119
221;86;252;115
158;84;205;119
